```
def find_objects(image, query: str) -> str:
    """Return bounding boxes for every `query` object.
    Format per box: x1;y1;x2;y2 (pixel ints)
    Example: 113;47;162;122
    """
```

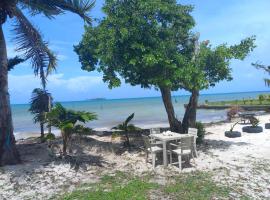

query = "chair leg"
194;143;198;157
169;152;172;165
152;153;156;168
145;152;148;163
178;155;182;171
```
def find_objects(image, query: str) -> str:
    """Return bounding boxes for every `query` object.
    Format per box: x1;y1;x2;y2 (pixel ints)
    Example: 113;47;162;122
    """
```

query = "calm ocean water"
12;91;270;135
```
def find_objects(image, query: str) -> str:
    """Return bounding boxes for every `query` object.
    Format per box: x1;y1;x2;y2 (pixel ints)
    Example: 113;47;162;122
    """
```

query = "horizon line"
11;90;270;106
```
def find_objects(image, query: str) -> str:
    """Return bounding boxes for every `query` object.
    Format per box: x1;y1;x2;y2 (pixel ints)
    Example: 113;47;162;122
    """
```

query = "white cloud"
9;74;103;103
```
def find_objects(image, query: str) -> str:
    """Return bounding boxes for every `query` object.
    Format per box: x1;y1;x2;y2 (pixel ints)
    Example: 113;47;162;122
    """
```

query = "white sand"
0;114;270;199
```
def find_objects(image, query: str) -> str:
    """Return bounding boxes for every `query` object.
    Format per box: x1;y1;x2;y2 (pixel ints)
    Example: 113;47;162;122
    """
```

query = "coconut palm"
0;0;95;165
29;88;52;143
112;113;140;148
47;103;97;156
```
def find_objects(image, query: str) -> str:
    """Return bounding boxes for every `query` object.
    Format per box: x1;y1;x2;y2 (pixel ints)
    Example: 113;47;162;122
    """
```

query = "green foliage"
47;103;97;130
29;88;52;123
258;94;265;104
7;56;25;71
47;103;97;154
45;133;56;141
112;113;140;147
29;88;52;141
75;0;195;90
250;116;259;127
252;62;270;87
180;36;255;92
195;122;205;144
2;0;95;88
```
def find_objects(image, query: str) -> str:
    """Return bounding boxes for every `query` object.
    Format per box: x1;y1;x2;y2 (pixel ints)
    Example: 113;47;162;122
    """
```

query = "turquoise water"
12;91;270;134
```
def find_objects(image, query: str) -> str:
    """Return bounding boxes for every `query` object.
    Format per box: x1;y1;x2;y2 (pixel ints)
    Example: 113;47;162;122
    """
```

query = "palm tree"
29;88;52;143
112;113;140;148
0;0;95;165
47;103;97;156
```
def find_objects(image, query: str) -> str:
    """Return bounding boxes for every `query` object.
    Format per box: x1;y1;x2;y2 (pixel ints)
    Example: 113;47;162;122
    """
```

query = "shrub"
250;116;259;127
195;122;205;144
227;106;240;121
258;94;265;104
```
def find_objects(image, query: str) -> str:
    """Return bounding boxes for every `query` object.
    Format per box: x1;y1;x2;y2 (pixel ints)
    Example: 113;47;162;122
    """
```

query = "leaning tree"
0;0;95;165
181;36;256;132
75;0;195;133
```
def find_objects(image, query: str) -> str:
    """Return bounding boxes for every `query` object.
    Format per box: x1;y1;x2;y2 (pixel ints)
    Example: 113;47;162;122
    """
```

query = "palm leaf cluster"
1;0;95;87
47;103;97;131
252;63;270;87
29;88;52;124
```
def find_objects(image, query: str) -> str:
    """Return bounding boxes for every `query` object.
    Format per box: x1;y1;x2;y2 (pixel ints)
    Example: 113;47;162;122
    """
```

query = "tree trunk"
61;131;67;156
182;89;199;133
0;25;20;165
40;122;45;143
47;95;52;134
160;86;182;133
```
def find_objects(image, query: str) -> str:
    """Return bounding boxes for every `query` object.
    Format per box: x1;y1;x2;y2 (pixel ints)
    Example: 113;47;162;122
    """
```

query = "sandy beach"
0;114;270;200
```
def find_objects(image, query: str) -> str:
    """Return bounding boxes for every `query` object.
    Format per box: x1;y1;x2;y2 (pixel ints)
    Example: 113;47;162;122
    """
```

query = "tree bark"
47;95;52;134
182;89;199;133
61;131;67;156
160;86;182;133
0;25;20;165
40;122;45;143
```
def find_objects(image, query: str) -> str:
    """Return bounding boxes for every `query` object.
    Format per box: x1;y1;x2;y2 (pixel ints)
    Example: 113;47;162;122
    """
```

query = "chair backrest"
188;128;198;137
150;128;161;135
142;135;151;150
179;136;193;151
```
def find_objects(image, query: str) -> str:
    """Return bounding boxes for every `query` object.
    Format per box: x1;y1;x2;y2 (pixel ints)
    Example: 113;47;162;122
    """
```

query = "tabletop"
151;132;194;142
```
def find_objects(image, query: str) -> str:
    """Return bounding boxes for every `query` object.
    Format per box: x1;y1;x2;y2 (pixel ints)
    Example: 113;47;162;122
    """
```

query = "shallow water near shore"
12;91;270;137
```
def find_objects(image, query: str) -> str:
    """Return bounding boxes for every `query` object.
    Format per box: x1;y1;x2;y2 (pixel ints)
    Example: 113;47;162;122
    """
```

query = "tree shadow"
198;138;250;153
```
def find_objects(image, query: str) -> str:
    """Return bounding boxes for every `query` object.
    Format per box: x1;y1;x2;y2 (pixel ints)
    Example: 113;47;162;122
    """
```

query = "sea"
12;91;270;137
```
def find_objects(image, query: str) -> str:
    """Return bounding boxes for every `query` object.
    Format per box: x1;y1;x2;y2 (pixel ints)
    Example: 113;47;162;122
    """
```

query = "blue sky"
5;0;270;104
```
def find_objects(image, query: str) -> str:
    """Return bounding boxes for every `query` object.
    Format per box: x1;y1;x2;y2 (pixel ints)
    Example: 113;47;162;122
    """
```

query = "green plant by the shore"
29;88;53;143
250;116;260;127
195;122;205;144
112;113;141;148
47;103;97;156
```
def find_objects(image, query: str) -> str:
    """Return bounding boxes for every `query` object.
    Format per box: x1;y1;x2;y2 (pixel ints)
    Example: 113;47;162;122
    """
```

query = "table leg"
163;141;167;167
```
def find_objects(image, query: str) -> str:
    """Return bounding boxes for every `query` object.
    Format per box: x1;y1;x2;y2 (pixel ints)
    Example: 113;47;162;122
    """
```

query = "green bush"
250;116;259;127
45;133;56;141
195;122;205;144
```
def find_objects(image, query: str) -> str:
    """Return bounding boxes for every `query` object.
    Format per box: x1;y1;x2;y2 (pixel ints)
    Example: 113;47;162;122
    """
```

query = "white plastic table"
151;132;194;167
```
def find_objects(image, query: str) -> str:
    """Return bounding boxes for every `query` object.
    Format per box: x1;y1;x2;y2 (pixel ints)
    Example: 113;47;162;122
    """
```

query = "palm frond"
52;0;95;24
264;79;270;87
19;0;63;19
8;56;25;71
12;7;57;88
124;113;135;126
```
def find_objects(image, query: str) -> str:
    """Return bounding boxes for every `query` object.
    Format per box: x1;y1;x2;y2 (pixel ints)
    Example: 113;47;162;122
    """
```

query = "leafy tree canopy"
75;0;195;90
179;36;256;91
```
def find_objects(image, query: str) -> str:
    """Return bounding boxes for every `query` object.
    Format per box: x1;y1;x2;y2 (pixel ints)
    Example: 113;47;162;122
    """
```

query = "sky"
5;0;270;104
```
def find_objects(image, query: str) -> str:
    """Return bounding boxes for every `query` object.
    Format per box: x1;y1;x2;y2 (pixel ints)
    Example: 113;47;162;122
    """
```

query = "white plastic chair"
149;128;163;145
169;136;195;170
188;128;198;157
142;135;163;168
